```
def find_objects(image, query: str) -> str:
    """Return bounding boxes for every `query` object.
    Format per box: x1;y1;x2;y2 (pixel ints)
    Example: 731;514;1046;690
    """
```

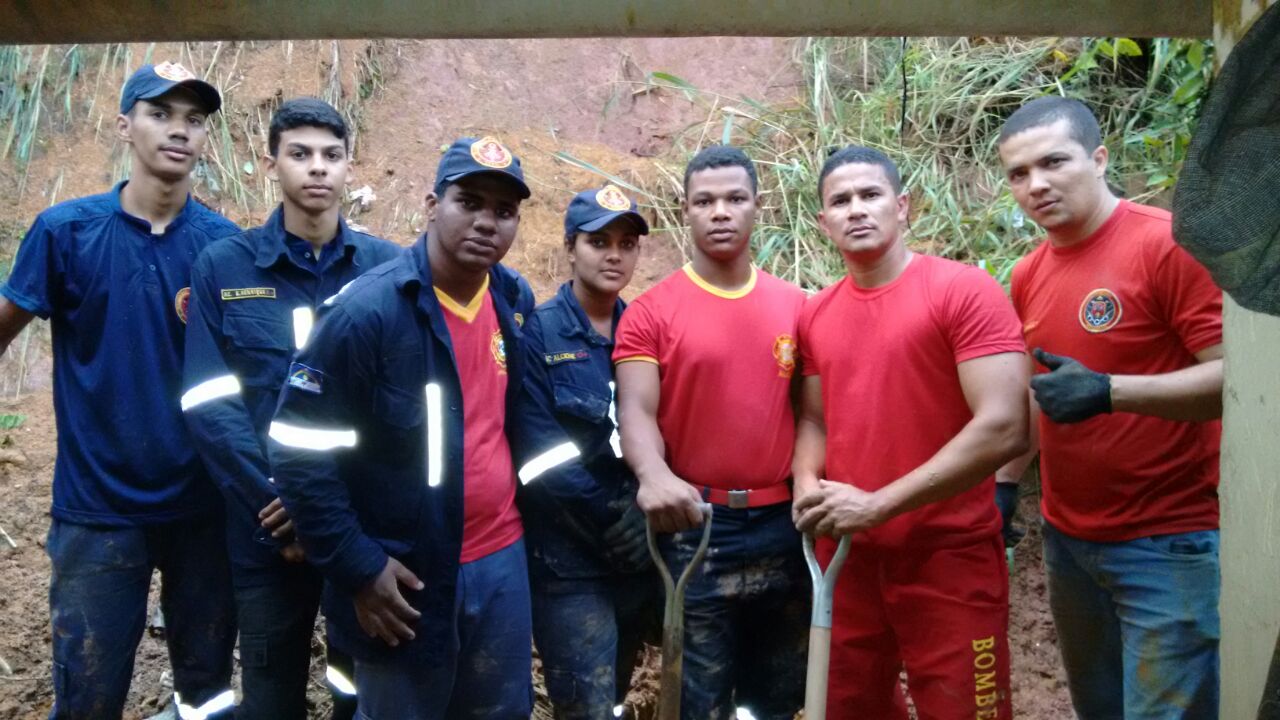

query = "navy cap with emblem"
434;136;531;199
120;62;222;115
564;184;650;237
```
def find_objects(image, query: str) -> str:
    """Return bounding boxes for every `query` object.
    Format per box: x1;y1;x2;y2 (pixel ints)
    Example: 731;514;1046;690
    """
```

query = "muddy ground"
0;37;1072;718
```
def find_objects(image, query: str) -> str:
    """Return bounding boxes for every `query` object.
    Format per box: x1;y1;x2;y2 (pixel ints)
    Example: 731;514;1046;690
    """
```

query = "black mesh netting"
1173;1;1280;316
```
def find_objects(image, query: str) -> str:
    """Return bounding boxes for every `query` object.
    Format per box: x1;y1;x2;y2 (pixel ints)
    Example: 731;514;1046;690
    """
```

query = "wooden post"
1213;4;1280;718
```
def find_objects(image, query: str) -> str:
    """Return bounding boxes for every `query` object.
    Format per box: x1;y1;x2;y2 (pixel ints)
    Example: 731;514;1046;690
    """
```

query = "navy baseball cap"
434;136;531;199
564;185;650;237
120;62;221;115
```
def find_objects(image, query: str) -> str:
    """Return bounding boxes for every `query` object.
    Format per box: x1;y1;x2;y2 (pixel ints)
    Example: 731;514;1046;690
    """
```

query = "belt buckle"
727;489;749;510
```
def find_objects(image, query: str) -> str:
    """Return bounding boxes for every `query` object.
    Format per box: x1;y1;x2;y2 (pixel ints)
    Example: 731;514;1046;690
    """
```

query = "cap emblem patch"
155;62;196;82
470;137;513;169
596;184;631;212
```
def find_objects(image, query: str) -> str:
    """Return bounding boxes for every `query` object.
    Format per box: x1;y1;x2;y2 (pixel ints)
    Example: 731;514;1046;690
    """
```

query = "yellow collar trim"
682;263;757;300
434;275;489;323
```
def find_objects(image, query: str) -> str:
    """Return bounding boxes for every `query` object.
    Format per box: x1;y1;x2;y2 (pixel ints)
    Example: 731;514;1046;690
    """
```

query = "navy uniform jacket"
266;237;608;663
0;182;239;526
520;281;638;581
181;207;403;585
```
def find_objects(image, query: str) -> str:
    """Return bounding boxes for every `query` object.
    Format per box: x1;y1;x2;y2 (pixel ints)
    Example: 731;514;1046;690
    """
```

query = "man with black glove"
517;186;659;720
997;96;1225;719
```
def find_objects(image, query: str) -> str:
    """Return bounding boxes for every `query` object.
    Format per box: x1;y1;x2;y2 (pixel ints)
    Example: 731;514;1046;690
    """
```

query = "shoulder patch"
222;287;277;301
287;363;324;394
544;349;590;366
174;287;191;324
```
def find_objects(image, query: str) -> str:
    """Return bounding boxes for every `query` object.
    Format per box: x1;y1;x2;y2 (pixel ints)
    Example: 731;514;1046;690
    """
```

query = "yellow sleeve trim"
682;263;758;300
615;355;659;365
434;275;490;323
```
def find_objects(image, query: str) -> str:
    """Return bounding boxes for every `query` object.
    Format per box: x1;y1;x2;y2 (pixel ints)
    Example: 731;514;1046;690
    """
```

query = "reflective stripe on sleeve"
174;689;235;720
292;306;315;350
425;383;444;487
608;380;622;458
325;665;357;696
180;375;242;412
268;421;358;451
518;442;581;485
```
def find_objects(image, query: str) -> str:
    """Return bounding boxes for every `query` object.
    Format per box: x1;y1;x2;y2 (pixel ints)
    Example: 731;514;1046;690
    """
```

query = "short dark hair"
683;145;758;196
998;96;1103;153
818;146;902;200
268;97;349;157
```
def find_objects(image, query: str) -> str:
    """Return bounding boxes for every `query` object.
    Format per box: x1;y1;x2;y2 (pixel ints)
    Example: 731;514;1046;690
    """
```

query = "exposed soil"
0;37;1071;719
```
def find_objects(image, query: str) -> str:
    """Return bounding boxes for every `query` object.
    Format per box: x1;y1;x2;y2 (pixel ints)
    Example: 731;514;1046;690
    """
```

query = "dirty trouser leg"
732;505;808;720
823;539;910;720
531;571;659;718
233;564;323;720
46;519;152;720
1109;530;1220;720
888;534;1012;720
1042;520;1125;720
153;515;237;719
532;578;625;719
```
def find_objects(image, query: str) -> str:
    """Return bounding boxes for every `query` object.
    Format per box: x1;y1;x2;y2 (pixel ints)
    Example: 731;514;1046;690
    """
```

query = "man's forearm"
792;416;826;495
877;413;1028;521
1110;358;1223;422
621;416;673;484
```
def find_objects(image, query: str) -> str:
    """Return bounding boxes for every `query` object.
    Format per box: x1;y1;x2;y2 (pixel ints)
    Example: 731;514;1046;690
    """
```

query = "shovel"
647;504;714;720
803;534;852;720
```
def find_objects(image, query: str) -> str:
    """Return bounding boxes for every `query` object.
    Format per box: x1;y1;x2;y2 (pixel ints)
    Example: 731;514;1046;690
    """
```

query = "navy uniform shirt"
0;182;239;526
266;237;608;663
520;281;637;581
181;207;403;585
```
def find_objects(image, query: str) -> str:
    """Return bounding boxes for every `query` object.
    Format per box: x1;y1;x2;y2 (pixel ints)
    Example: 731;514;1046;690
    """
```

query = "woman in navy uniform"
519;185;659;719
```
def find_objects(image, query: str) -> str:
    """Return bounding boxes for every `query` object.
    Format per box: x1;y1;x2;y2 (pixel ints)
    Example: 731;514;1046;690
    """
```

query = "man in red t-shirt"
793;146;1029;719
614;145;809;719
997;97;1224;720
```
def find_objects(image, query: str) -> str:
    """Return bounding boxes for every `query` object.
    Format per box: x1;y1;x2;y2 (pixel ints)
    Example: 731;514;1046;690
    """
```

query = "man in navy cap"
520;185;659;719
0;62;239;720
268;137;603;718
182;97;402;719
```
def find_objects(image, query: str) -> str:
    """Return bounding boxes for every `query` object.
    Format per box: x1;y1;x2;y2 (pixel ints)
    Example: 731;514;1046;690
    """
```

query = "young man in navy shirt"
182;97;402;719
0;63;239;720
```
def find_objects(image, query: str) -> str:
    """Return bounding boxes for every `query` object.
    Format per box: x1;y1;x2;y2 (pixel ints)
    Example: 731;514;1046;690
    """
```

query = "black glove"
1030;348;1112;423
602;502;651;573
995;482;1025;549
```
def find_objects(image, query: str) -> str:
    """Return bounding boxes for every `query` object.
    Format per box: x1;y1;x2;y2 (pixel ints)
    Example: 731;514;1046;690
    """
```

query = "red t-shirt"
799;254;1025;549
1011;200;1223;542
437;280;523;563
613;264;805;490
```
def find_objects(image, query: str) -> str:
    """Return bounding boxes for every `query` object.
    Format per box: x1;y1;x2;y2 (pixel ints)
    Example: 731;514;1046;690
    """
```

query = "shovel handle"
647;503;713;720
803;534;851;720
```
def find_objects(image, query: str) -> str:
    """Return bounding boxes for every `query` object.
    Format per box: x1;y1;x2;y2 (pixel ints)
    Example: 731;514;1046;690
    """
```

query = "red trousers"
817;533;1011;720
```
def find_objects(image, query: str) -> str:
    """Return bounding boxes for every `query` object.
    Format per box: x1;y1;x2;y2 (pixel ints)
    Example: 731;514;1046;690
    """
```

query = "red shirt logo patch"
490;329;508;373
773;333;797;378
174;287;191;324
1079;288;1122;333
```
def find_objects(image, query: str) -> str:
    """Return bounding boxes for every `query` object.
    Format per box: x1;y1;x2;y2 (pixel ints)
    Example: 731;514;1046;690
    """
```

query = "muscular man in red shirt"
793;146;1029;719
997;96;1224;720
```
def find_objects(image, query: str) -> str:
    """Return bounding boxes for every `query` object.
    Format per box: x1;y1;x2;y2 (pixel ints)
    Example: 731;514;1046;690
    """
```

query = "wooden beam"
0;0;1211;45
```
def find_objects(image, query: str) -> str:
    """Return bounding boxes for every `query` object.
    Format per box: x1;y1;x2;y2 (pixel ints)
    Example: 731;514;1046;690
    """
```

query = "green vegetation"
563;37;1212;290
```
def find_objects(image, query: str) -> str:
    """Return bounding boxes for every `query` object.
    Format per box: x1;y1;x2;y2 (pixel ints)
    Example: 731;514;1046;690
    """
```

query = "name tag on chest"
222;287;277;301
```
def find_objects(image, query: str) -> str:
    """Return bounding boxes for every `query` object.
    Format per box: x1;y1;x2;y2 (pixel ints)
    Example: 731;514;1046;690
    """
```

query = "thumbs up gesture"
1030;348;1113;423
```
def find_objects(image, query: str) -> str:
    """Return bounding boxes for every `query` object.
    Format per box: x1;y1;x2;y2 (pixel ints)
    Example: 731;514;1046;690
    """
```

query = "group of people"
0;61;1223;720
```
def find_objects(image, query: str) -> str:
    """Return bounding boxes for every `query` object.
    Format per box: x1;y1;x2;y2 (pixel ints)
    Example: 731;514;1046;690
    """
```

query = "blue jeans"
658;503;809;720
1042;521;1220;720
531;574;661;719
354;539;533;720
235;565;357;720
46;517;236;720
